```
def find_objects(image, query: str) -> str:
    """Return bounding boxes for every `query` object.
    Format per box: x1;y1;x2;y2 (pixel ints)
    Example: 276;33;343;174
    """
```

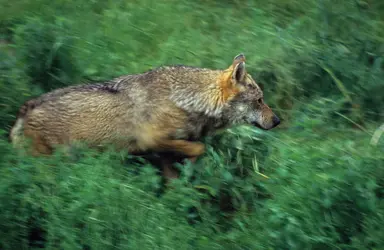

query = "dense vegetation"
0;0;383;249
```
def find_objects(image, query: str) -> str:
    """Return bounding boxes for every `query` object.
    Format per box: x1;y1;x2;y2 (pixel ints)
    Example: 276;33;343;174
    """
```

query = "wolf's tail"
9;99;35;145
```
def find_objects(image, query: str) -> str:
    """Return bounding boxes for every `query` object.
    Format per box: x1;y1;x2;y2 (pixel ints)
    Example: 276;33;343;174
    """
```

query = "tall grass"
0;0;383;249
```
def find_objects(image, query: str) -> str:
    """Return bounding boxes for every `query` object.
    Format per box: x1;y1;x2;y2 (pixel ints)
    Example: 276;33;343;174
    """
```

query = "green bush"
0;0;383;249
0;139;196;249
250;128;384;249
12;16;81;92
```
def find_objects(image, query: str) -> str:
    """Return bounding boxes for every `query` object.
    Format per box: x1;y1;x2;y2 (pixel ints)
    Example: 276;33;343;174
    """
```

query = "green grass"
0;0;383;249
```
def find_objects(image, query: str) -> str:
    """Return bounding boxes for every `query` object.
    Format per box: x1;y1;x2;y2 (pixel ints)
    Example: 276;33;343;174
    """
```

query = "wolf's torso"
22;66;224;152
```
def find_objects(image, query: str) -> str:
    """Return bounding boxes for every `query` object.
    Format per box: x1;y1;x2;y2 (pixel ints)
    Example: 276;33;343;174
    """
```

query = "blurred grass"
0;0;383;249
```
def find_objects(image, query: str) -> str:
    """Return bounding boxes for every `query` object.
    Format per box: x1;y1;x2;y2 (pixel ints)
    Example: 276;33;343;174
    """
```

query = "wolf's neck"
167;69;229;117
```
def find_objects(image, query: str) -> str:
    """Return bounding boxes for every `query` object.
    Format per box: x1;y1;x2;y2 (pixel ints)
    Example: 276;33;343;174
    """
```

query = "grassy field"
0;0;383;249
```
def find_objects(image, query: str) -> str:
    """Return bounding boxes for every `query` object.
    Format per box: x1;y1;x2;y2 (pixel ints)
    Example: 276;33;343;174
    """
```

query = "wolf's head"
220;54;280;130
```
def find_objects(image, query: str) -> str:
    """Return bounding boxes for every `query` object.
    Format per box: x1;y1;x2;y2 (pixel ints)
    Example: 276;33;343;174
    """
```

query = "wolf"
10;53;280;173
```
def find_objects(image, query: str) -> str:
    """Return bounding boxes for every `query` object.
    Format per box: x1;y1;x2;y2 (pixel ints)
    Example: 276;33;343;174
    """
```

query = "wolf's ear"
215;53;247;103
231;54;246;83
233;53;246;65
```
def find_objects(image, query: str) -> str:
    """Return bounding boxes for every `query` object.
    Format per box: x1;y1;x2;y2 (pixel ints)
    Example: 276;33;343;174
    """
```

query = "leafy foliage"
0;0;383;249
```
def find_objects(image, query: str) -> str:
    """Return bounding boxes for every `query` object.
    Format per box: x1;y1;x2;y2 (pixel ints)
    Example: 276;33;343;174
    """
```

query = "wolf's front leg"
155;139;205;158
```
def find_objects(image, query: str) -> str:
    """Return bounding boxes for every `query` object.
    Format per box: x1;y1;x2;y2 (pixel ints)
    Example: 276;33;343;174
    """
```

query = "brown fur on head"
218;53;280;130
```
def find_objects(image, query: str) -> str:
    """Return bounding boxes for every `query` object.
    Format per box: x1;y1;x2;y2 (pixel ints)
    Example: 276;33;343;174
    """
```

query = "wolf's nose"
272;115;280;127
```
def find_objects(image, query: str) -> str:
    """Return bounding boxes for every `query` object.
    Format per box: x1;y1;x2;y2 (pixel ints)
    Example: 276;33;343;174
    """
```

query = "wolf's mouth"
251;122;268;130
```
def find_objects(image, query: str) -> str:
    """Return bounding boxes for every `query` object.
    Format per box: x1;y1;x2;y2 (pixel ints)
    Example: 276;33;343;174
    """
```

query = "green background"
0;0;383;249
